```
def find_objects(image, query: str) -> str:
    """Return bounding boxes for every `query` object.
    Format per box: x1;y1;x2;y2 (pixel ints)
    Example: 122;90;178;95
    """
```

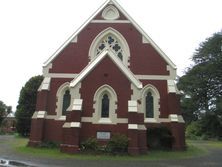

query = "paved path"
0;135;222;167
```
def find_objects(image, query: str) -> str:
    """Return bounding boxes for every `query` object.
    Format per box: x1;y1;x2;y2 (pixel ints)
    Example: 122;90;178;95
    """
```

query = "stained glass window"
62;90;71;115
101;94;109;118
96;35;123;61
146;92;154;118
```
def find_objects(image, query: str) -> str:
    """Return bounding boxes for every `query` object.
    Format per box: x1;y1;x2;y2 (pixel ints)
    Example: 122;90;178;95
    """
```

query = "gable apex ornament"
102;5;120;20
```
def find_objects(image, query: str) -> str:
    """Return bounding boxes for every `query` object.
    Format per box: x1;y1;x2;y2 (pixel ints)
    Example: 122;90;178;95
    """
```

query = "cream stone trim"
43;73;176;80
38;77;51;91
142;36;150;44
141;84;160;120
102;5;120;20
70;50;142;89
32;111;47;119
169;114;185;123
44;73;78;78
88;27;130;67
81;117;128;123
43;63;52;75
92;84;118;124
138;125;147;130
55;82;71;118
44;115;184;123
71;36;78;43
91;20;130;23
63;122;81;128
72;99;83;111
128;100;138;112
128;124;138;129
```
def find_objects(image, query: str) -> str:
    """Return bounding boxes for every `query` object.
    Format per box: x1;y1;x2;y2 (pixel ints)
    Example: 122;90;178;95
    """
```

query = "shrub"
39;141;60;148
185;121;202;140
81;137;99;151
147;127;174;150
106;134;128;154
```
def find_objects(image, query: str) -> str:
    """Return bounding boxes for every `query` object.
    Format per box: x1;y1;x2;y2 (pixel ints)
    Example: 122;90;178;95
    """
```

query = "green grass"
13;137;208;161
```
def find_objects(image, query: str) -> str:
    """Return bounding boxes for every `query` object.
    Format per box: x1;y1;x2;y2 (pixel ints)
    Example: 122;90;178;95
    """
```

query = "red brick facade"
29;0;185;155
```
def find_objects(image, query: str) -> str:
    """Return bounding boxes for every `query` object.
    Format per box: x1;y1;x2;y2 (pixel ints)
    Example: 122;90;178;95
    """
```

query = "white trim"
44;72;174;80
72;99;83;111
88;27;130;67
32;111;47;119
92;84;118;124
128;124;138;130
102;5;120;20
43;115;184;123
141;84;160;120
128;100;138;112
63;122;81;128
91;20;130;23
44;73;78;78
142;36;150;44
38;77;51;91
81;117;128;124
70;50;142;89
43;0;176;70
55;82;71;118
71;36;78;43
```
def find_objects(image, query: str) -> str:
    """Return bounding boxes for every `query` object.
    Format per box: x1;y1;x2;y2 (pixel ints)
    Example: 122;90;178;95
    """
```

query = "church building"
29;0;185;155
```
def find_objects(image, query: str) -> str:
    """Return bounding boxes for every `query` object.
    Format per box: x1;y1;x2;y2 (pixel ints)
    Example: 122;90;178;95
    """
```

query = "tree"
15;75;43;136
0;100;12;127
178;32;222;138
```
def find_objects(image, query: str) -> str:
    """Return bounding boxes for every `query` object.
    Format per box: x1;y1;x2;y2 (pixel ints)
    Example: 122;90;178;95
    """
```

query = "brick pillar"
29;89;48;147
138;125;147;154
60;99;82;154
28;111;47;146
171;122;185;150
127;100;147;155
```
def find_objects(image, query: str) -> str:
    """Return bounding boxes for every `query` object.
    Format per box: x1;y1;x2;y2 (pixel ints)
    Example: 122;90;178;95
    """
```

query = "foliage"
39;141;60;148
106;134;129;154
185;121;202;140
80;137;99;151
15;75;43;136
147;127;174;150
177;31;222;138
0;100;12;127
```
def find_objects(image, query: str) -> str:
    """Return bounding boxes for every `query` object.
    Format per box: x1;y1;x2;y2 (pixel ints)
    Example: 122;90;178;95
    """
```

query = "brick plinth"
171;122;185;150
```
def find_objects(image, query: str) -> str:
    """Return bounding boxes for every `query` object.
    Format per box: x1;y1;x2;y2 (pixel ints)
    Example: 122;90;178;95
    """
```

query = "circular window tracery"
96;34;123;60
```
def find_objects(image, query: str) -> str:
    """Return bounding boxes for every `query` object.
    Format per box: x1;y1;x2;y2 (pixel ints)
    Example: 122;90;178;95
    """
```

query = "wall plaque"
96;132;111;140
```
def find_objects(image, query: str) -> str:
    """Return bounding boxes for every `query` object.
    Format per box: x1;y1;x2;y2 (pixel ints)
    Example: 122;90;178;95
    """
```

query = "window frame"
141;84;160;123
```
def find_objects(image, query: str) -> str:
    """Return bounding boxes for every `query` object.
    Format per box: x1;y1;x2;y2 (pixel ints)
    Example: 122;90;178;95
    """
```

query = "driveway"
0;135;222;167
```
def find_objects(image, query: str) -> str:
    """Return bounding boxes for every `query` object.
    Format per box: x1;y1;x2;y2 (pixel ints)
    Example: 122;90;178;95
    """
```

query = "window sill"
98;118;112;124
144;118;159;123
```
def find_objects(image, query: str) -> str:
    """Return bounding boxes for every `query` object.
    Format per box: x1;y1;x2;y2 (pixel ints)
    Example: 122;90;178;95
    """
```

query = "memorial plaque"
97;132;111;139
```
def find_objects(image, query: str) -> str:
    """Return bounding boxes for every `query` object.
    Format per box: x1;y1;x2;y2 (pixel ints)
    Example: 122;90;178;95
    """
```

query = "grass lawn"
13;137;208;161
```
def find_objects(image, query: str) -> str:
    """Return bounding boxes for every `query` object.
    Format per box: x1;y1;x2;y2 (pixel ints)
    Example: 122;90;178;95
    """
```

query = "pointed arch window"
146;92;154;118
62;90;71;115
96;35;123;60
101;94;110;118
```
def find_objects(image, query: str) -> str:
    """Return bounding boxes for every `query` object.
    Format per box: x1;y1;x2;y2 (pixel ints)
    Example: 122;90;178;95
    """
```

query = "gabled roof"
70;50;143;89
44;0;176;69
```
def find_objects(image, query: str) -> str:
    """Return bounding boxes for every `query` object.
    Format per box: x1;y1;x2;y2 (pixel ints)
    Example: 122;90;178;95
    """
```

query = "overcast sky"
0;0;222;111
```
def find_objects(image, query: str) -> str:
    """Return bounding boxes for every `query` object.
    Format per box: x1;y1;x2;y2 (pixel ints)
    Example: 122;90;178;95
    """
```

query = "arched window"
88;28;130;66
62;90;71;115
142;84;160;122
96;35;123;60
92;84;118;124
101;94;110;118
146;92;154;118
